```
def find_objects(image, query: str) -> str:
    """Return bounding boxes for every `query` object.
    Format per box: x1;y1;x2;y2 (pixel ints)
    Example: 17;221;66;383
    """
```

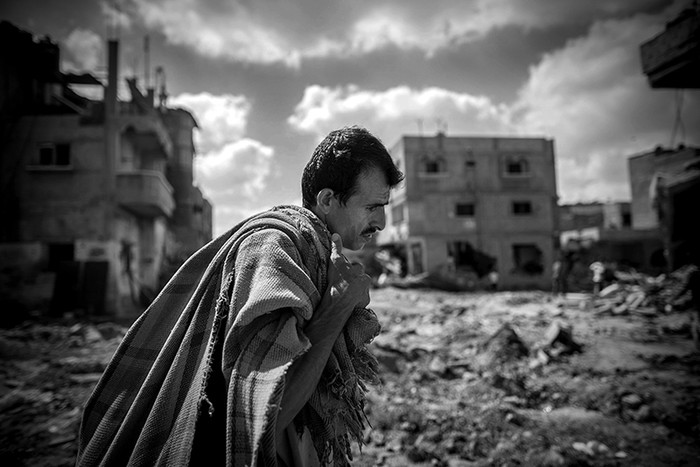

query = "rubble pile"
357;289;700;466
0;321;126;465
1;289;699;466
593;264;698;316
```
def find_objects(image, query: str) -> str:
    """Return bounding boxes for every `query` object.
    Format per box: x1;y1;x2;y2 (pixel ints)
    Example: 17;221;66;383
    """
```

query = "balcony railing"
116;170;175;218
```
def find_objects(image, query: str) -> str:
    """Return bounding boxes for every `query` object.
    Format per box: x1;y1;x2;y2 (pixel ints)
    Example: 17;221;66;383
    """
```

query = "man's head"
302;126;404;251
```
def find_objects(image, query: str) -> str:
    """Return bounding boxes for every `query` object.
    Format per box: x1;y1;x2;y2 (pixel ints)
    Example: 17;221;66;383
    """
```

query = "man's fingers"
331;233;343;254
326;233;370;307
330;233;348;268
330;233;363;279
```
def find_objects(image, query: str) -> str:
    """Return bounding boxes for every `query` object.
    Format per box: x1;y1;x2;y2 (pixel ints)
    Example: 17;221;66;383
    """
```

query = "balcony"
116;170;175;217
640;8;700;89
119;114;173;159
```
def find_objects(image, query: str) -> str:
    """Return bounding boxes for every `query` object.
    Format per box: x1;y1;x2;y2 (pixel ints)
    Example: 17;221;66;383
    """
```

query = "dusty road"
1;288;699;466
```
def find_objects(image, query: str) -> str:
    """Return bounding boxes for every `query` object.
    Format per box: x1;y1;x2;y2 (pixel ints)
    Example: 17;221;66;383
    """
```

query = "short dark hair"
301;126;404;208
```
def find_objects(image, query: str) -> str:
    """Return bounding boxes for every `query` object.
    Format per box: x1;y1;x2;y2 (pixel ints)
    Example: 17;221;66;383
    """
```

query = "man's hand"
326;233;371;312
274;234;372;437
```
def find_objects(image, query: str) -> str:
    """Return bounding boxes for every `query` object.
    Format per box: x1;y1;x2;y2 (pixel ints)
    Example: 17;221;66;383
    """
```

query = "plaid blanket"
76;205;381;466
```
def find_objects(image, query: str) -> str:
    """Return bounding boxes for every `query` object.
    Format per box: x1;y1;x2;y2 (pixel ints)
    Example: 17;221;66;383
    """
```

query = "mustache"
362;227;379;236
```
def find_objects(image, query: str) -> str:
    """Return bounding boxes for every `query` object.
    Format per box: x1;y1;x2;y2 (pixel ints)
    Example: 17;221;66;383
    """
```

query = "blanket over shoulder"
76;205;381;466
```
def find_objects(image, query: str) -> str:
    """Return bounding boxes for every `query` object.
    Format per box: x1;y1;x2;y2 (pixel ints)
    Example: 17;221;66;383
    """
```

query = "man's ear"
315;188;336;214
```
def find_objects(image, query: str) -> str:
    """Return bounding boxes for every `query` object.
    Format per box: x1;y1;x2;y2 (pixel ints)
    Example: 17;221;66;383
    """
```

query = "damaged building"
636;4;700;271
557;200;665;275
630;145;700;270
376;132;558;290
550;4;700;279
0;21;212;320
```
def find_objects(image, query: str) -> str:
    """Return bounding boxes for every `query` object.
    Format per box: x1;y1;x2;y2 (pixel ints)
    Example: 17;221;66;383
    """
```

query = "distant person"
556;240;580;296
488;268;499;291
76;126;404;466
446;254;456;274
551;258;562;296
589;261;606;295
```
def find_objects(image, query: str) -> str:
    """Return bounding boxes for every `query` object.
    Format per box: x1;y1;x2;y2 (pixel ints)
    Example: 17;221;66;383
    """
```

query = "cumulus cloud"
62;28;103;72
122;0;668;66
511;12;700;203
194;139;275;232
168;93;251;154
168;92;274;234
195;138;274;198
101;0;133;31
288;85;513;146
286;7;700;204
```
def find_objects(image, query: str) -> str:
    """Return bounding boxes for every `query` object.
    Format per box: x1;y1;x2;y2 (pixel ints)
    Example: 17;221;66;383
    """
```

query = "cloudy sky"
2;0;698;236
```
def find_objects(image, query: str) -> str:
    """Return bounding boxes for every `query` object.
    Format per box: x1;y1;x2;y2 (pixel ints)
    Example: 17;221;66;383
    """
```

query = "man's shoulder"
239;205;330;257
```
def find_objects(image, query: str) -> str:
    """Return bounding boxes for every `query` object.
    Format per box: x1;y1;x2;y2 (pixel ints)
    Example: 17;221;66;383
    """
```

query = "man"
551;257;562;296
76;126;404;466
589;261;606;295
487;267;499;292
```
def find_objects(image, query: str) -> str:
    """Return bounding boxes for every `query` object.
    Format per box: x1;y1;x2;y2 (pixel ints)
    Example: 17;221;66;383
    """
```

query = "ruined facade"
376;133;558;290
635;5;700;271
639;5;699;89
0;22;212;319
558;201;663;275
628;145;700;230
628;145;700;270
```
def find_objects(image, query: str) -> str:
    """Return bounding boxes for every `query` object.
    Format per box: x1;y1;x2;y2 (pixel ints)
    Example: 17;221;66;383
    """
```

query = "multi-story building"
639;5;699;89
376;132;558;290
557;201;664;274
628;144;700;270
629;145;700;230
637;6;700;272
0;22;212;320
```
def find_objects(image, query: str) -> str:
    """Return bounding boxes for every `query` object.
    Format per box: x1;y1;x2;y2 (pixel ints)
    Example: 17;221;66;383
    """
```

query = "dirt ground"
1;288;699;466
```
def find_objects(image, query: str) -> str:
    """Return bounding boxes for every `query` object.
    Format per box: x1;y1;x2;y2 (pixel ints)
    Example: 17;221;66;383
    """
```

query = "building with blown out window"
376;131;558;290
0;21;212;321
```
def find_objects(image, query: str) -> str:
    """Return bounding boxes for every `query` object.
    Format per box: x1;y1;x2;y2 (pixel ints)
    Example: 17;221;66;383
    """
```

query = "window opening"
425;161;440;173
504;157;530;176
422;155;446;174
36;143;71;166
455;203;475;217
447;241;495;276
512;201;533;215
512;243;543;275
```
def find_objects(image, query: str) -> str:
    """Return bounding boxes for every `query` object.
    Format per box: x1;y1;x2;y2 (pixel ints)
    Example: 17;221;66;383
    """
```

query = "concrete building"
628;145;700;230
628;144;700;270
558;201;633;246
640;5;699;89
0;22;212;320
558;201;663;275
376;132;558;290
557;145;700;276
549;144;700;277
653;163;700;270
637;5;700;271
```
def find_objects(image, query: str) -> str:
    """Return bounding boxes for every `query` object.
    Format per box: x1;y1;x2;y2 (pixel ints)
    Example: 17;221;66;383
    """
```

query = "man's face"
325;167;391;251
